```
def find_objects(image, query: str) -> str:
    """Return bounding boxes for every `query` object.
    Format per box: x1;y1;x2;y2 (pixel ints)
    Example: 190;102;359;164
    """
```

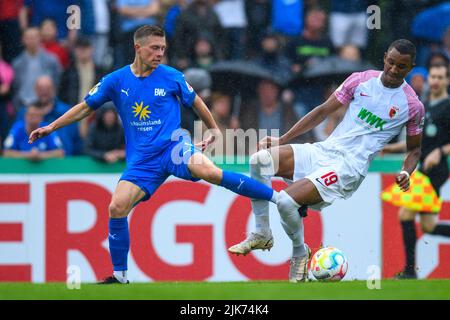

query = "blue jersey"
4;120;63;152
84;64;197;166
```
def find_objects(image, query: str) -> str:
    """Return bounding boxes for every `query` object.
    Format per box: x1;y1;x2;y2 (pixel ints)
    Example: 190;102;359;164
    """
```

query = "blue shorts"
120;136;201;202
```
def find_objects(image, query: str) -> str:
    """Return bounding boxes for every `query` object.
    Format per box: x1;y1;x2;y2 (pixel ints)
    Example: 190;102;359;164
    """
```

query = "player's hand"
104;151;118;163
395;171;410;192
258;136;280;150
423;148;442;172
28;148;42;162
28;125;53;144
196;135;216;151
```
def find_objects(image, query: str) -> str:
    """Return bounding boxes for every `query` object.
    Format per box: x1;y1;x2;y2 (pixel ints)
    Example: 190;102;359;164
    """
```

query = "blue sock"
220;170;275;202
108;217;129;271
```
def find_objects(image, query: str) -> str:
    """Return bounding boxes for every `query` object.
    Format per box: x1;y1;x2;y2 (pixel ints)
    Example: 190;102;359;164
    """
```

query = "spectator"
164;0;188;62
329;0;369;50
239;79;307;154
3;103;64;160
20;0;79;47
0;0;23;63
205;92;239;156
191;33;217;69
115;0;161;67
312;84;347;142
59;37;106;107
16;76;82;156
173;0;224;70
79;0;111;69
213;0;247;60
254;31;292;81
60;37;107;138
406;67;428;97
0;44;14;143
271;0;304;38
40;18;70;69
85;104;125;163
286;7;333;117
286;7;333;75
244;0;271;58
12;27;62;110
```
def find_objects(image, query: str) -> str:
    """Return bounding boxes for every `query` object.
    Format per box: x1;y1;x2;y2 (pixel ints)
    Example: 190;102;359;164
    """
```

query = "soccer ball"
310;246;348;281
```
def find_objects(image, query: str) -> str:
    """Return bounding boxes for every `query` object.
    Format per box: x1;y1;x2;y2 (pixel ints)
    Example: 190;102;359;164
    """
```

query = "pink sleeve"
404;86;425;136
334;72;361;105
0;61;14;86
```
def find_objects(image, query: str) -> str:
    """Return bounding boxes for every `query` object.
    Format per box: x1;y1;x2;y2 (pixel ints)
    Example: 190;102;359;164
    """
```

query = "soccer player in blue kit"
28;26;278;284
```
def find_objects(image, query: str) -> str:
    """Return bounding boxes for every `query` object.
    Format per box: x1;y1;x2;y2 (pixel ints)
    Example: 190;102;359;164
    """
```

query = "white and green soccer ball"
310;246;348;281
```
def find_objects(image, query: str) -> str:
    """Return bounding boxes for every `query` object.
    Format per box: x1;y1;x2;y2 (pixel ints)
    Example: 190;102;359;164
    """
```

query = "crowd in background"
0;0;449;162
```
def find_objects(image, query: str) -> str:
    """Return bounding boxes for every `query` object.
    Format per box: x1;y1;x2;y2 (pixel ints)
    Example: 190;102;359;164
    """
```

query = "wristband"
399;170;410;180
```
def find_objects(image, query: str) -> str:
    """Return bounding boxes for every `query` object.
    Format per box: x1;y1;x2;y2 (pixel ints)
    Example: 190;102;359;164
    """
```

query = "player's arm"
3;150;31;159
396;133;422;191
28;101;93;144
382;140;407;154
36;149;65;160
191;95;221;149
261;94;344;149
423;142;450;171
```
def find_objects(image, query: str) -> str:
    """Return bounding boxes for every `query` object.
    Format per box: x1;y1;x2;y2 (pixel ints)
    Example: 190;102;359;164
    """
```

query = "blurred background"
0;0;449;158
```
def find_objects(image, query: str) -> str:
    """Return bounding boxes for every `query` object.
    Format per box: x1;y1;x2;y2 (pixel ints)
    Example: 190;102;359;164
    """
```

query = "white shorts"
289;143;365;211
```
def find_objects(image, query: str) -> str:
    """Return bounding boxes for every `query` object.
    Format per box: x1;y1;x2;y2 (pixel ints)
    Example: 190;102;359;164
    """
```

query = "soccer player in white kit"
228;39;425;282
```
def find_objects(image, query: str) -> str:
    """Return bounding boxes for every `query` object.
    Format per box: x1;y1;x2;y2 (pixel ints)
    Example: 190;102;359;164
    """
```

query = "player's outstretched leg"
228;150;275;255
228;146;296;255
188;152;278;203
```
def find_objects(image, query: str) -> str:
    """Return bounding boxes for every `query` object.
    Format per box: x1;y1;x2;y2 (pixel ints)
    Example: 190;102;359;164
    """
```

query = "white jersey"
316;70;425;176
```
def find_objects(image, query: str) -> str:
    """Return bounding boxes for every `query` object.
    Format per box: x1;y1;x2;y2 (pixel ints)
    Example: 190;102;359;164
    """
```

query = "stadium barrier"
0;155;449;282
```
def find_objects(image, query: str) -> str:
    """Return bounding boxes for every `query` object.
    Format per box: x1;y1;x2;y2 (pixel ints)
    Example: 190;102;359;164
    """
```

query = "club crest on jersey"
388;106;399;119
89;82;101;95
132;101;151;121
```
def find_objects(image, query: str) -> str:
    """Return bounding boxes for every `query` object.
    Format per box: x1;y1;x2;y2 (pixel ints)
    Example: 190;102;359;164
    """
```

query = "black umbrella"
289;56;375;87
208;60;290;95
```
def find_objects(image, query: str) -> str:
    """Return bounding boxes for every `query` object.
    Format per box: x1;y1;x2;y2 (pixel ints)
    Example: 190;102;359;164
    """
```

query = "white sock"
113;270;128;283
277;190;305;257
250;150;275;236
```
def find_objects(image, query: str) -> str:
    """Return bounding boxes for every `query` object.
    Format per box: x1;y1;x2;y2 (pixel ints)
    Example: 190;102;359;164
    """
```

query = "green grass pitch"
0;280;449;300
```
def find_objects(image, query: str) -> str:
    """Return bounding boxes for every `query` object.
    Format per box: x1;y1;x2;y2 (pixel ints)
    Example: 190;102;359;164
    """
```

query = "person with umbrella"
229;39;425;283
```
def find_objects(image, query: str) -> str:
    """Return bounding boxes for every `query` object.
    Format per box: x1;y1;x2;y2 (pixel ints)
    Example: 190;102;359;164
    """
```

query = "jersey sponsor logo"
132;101;151;121
154;88;166;96
357;107;387;131
388;106;399;119
89;82;101;95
